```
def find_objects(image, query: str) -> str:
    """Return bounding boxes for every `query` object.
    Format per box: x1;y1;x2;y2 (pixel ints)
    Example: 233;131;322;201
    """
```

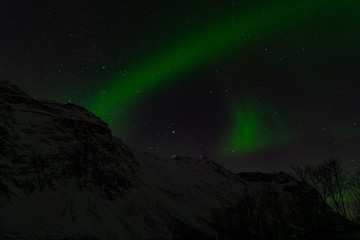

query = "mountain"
0;79;359;240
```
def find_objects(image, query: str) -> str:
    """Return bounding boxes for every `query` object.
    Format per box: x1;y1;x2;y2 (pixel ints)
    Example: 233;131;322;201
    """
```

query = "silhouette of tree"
291;159;349;219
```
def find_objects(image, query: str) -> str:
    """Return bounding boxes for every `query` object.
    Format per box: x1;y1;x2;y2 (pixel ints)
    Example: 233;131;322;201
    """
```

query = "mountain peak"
1;80;356;240
0;80;140;200
0;79;28;96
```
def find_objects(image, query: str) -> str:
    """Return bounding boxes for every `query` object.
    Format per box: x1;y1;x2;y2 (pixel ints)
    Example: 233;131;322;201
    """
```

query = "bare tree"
347;170;360;222
291;158;349;219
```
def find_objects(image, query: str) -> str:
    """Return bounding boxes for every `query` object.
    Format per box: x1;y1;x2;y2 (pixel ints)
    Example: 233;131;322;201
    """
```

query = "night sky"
1;0;360;172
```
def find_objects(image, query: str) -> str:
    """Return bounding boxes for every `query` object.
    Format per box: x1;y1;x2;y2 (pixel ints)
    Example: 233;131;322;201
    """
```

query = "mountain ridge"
0;79;358;239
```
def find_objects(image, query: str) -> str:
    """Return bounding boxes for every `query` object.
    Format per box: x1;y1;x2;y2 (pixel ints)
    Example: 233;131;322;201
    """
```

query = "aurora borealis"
86;0;329;120
221;99;293;155
1;0;360;171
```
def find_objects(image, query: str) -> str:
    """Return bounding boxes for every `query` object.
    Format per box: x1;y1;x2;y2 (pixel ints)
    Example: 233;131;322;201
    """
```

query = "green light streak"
227;103;260;153
220;99;293;155
86;0;342;126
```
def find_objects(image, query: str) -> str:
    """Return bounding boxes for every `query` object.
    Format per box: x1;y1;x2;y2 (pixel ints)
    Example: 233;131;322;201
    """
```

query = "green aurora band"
86;0;357;154
220;100;293;155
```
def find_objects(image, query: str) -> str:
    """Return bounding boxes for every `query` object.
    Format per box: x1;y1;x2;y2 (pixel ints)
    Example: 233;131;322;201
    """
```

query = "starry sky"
1;0;360;172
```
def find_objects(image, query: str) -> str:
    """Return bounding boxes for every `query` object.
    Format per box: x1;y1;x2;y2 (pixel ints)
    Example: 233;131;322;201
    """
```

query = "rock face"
0;80;357;240
0;80;139;198
0;80;141;239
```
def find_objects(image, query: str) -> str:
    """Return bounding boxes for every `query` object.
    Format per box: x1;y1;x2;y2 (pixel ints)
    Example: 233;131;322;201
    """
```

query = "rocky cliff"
0;80;358;240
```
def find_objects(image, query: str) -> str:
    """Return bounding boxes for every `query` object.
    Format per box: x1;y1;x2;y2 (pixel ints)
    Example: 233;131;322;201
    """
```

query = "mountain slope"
0;79;358;240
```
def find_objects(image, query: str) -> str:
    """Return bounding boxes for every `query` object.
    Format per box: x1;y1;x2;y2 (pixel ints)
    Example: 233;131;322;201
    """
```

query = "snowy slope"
0;80;356;240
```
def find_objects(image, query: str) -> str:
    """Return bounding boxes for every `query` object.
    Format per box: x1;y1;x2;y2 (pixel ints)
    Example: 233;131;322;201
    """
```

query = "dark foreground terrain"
1;79;359;239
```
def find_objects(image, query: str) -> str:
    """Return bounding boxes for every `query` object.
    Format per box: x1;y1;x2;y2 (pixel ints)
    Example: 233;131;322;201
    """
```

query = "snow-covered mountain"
0;80;358;240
